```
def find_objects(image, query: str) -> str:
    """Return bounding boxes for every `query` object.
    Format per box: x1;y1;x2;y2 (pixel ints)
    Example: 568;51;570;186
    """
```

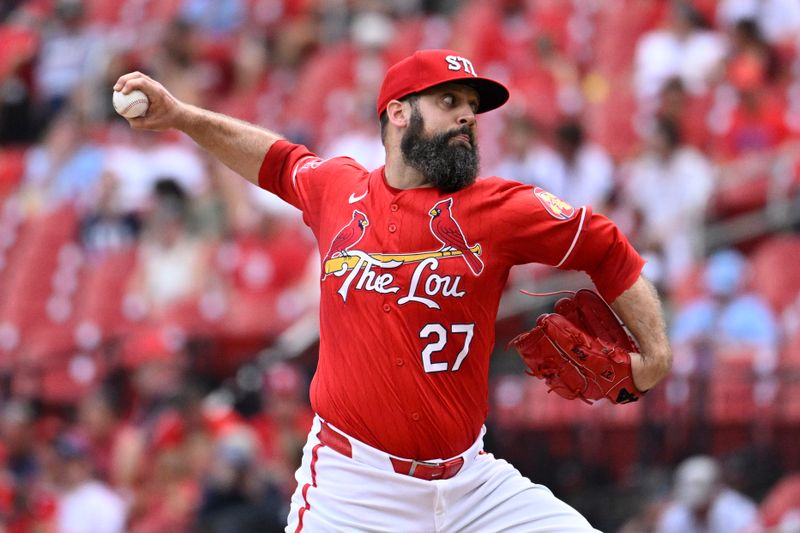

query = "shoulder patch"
533;187;575;220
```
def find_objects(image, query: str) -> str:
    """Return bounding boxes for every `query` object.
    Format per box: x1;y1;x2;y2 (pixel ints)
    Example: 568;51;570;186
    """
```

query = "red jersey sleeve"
257;140;365;233
491;180;644;302
257;140;322;212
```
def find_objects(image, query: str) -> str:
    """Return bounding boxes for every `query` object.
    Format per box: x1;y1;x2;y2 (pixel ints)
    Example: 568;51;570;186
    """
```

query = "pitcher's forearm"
114;71;283;186
611;275;672;390
176;104;282;185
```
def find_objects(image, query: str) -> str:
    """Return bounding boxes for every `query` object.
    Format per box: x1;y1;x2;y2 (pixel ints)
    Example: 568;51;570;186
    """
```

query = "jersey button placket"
383;202;400;314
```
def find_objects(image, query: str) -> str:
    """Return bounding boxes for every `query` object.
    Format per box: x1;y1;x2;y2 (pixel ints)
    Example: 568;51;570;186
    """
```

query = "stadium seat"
0;148;27;200
72;249;136;336
708;360;756;424
780;329;800;370
779;380;800;423
750;235;800;313
0;26;38;81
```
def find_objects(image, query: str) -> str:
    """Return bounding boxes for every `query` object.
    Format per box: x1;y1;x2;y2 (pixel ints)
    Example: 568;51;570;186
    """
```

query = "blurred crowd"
1;0;800;531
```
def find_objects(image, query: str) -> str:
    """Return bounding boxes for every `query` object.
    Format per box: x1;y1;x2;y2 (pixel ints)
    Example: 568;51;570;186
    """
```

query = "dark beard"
400;107;479;193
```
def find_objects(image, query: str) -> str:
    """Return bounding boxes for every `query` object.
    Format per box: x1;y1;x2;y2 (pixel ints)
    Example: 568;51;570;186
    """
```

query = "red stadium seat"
708;359;756;424
750;235;800;313
0;148;27;199
780;330;800;370
779;379;800;423
72;249;137;336
0;26;38;81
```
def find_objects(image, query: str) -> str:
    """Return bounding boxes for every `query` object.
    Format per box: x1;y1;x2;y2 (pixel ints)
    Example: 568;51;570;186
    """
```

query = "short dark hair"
556;120;584;149
379;94;419;145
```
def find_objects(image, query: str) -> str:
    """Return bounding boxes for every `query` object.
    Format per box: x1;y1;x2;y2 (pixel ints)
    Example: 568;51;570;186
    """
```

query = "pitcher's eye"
442;94;455;107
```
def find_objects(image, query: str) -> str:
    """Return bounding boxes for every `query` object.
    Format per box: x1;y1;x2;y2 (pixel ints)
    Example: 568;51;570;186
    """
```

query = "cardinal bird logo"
322;210;369;276
428;198;484;276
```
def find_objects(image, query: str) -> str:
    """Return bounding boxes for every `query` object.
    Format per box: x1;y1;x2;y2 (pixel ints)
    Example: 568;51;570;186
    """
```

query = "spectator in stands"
120;327;186;426
755;473;800;532
20;110;105;213
0;401;38;486
52;432;127;533
249;362;313;498
125;178;214;320
144;17;206;107
0;21;40;143
553;119;615;210
103;130;208;215
655;455;757;533
671;248;780;358
33;0;107;121
726;18;781;88
196;427;286;533
656;77;713;151
711;20;789;161
178;0;247;38
319;88;385;171
634;1;726;103
490;114;564;195
75;387;139;488
622;117;714;289
79;170;141;256
716;0;800;46
126;380;210;533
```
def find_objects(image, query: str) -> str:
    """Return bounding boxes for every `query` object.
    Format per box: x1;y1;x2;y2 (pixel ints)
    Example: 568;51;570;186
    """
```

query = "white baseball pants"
285;416;601;533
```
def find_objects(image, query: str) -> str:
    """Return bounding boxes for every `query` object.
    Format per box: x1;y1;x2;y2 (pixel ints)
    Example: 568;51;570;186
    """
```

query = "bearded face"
400;102;480;193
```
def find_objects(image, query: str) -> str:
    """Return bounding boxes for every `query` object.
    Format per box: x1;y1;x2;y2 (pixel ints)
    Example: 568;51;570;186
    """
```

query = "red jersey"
259;140;644;460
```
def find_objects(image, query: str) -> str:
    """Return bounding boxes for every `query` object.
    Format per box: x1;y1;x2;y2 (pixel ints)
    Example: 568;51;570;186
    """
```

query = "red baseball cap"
376;49;509;117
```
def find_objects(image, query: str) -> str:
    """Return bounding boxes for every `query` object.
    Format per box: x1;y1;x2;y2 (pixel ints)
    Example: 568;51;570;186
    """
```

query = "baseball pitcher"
115;49;672;532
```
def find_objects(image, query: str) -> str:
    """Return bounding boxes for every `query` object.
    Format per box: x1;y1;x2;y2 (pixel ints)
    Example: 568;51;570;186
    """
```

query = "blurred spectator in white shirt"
104;131;208;214
553;119;615;210
634;1;726;103
622;117;714;289
125;179;213;320
656;455;758;533
491;114;565;195
717;0;800;46
53;432;127;533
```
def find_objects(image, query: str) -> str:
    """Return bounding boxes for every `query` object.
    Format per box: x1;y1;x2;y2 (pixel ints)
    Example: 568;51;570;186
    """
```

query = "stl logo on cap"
445;55;477;76
533;187;576;220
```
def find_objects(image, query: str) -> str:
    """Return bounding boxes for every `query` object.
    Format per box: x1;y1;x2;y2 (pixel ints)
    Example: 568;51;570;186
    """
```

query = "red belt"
318;421;464;481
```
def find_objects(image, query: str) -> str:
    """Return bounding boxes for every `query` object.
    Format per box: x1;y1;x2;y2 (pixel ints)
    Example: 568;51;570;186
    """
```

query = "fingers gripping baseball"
113;72;185;131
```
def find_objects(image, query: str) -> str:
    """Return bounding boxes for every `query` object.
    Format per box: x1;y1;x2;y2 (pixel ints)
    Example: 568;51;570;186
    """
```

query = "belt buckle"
408;459;439;477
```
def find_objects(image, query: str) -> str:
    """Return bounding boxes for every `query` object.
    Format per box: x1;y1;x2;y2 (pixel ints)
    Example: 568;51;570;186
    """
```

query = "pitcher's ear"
386;99;409;128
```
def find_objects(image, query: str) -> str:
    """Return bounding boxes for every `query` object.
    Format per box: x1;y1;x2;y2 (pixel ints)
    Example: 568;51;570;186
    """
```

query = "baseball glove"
508;289;644;404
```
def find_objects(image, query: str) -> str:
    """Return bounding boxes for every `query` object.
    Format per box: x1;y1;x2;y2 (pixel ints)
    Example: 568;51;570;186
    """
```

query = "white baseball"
112;89;149;118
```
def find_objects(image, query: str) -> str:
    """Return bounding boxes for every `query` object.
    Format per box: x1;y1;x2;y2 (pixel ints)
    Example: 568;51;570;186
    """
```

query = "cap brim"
454;78;510;114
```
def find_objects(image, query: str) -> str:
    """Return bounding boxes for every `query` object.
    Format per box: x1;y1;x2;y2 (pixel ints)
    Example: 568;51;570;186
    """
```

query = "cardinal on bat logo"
321;210;369;278
428;198;484;276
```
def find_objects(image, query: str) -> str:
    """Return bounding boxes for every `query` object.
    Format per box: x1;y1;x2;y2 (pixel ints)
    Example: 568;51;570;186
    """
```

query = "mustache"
440;125;475;145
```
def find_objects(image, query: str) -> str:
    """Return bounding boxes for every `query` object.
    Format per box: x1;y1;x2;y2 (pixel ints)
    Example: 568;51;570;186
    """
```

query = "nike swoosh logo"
348;191;368;204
